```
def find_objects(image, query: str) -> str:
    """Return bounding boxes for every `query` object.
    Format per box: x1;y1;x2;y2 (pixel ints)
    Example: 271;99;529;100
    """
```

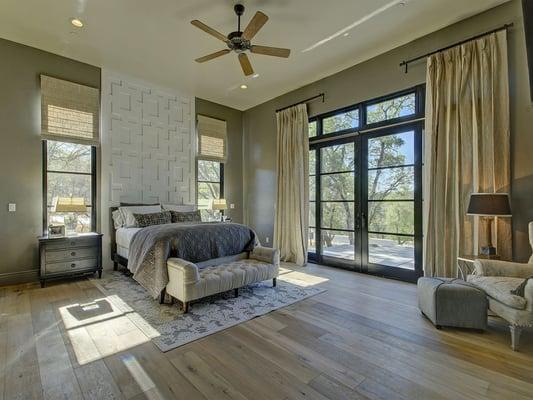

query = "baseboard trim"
0;269;39;286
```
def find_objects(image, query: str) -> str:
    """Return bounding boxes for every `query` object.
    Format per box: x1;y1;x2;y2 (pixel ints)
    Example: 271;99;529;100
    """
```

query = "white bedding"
116;227;142;258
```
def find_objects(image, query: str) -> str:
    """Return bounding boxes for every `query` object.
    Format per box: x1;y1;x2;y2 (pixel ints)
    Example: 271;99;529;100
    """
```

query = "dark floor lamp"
467;193;512;256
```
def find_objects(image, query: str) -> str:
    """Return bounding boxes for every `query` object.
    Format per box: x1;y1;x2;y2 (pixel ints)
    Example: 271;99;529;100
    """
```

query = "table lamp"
53;197;87;234
467;193;511;255
210;198;227;222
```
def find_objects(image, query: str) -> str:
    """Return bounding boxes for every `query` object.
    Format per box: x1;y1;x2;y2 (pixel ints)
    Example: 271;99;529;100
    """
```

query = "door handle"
361;212;367;229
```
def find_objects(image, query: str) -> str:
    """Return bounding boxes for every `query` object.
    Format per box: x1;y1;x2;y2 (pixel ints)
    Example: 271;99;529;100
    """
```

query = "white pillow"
162;204;197;212
119;205;162;228
112;209;125;229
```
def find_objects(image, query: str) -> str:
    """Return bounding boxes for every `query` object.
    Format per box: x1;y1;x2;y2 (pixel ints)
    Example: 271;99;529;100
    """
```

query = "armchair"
466;222;533;351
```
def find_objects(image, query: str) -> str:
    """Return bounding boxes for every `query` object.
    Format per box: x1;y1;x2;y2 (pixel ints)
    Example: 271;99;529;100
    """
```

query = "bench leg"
273;278;277;287
510;325;522;351
113;261;118;271
234;288;239;298
159;288;166;305
183;301;189;314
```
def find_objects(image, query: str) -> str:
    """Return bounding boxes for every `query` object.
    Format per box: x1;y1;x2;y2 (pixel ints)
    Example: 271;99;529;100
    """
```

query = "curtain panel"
273;104;309;266
424;30;511;278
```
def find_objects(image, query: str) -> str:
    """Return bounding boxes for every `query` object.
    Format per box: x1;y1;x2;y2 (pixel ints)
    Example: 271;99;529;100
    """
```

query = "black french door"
309;123;423;282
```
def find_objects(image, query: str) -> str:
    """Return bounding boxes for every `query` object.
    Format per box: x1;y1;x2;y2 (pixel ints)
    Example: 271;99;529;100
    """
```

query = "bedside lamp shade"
53;197;87;213
467;193;512;217
210;198;227;211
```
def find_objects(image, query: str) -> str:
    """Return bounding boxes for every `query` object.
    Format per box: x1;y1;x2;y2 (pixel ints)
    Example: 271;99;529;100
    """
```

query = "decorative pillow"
119;205;162;227
170;210;202;223
133;211;172;228
112;209;125;229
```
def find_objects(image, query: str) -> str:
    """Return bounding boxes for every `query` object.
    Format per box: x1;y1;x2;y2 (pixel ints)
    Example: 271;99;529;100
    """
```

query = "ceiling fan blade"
251;45;290;58
238;53;254;76
242;11;269;41
191;20;228;43
195;49;231;63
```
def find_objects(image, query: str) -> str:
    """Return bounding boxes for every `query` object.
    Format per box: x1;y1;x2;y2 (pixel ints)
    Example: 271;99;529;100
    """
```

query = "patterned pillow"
133;211;172;228
170;210;202;223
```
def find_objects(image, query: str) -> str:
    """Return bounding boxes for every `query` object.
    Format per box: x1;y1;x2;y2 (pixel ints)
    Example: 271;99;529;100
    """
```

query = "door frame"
360;122;424;282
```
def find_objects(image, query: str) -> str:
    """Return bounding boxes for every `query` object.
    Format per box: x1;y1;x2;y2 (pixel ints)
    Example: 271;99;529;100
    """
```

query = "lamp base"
480;246;497;256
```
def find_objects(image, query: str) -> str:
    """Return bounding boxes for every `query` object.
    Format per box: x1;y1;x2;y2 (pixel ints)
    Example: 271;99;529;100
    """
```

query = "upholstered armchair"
467;222;533;351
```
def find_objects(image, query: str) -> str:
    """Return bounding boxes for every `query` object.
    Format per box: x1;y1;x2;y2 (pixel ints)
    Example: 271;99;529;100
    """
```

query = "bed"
109;205;257;300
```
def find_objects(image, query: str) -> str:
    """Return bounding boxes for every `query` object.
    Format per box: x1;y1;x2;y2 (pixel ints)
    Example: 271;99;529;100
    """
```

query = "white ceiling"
0;0;509;110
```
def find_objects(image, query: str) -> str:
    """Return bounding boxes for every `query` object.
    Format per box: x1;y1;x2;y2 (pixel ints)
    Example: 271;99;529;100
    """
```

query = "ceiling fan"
191;4;291;76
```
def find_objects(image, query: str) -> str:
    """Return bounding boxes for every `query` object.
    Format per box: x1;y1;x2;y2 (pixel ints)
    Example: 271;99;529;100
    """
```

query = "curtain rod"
399;23;513;73
275;93;325;113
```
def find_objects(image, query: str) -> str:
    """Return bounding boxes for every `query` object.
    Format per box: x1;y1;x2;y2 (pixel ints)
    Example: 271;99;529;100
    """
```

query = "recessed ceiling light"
343;32;350;37
71;18;84;28
252;73;260;78
240;84;248;89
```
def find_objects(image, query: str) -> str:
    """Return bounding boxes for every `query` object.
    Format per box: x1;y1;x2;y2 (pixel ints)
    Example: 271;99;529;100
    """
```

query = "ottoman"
417;277;487;330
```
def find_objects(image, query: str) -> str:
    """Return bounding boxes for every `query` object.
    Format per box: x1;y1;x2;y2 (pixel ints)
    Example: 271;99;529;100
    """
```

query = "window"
197;115;227;162
322;109;359;135
197;160;224;220
308;120;317;137
366;93;416;125
43;141;96;233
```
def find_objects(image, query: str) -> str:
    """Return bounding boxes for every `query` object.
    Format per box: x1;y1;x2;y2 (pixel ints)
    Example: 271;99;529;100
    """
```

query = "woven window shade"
197;115;227;162
41;75;100;146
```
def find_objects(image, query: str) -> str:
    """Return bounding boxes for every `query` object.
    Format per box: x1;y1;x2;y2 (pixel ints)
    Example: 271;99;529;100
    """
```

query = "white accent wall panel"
102;72;195;205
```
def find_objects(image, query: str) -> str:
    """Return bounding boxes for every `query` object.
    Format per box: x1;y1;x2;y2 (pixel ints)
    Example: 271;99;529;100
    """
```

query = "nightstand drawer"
44;237;99;250
46;247;98;263
45;258;98;275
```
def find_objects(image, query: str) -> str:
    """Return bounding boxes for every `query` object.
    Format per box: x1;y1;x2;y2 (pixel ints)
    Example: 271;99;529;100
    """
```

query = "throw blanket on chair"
128;222;256;299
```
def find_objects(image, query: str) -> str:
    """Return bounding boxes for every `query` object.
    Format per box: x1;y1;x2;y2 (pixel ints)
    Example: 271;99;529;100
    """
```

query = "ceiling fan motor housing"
228;4;250;53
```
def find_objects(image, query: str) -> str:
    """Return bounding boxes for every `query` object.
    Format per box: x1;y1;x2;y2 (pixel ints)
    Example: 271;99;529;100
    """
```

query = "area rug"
93;270;325;352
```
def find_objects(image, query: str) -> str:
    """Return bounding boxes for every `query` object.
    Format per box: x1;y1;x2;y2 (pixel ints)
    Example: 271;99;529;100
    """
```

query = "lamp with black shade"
467;193;512;256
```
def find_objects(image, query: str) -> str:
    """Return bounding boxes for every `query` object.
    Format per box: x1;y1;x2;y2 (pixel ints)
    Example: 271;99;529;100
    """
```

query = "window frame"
196;159;225;208
42;140;97;234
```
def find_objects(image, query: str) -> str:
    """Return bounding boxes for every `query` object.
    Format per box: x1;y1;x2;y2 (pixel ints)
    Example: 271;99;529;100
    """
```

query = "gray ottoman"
417;277;487;330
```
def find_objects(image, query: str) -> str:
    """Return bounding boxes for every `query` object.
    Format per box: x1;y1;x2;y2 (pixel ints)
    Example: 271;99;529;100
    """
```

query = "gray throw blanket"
511;276;533;297
128;222;256;299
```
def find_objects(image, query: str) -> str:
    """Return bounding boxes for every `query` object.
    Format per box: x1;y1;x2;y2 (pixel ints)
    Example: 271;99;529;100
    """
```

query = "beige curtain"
274;104;309;266
424;30;511;278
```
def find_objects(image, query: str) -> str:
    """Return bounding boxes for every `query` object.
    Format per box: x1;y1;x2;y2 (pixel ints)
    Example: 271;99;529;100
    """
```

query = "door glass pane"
368;131;414;168
321;143;354;173
309;201;316;227
369;233;414;270
323;110;359;134
309;121;317;137
368;201;414;235
321;202;354;230
368;167;414;200
321;173;354;201
308;228;316;253
309;150;316;175
309;177;315;200
366;93;416;124
321;230;354;260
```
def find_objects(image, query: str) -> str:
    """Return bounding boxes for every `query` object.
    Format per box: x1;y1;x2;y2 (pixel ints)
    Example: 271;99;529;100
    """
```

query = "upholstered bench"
166;246;280;313
417;277;488;330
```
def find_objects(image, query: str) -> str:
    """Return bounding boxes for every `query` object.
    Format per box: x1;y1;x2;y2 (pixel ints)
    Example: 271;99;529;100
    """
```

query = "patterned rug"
93;270;325;352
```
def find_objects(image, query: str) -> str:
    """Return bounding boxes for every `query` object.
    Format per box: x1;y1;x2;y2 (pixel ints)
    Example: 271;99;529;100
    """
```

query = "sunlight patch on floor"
278;264;330;287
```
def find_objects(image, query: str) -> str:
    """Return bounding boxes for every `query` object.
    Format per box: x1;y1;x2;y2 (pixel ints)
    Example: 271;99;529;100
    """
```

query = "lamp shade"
210;198;227;211
53;197;87;213
467;193;511;217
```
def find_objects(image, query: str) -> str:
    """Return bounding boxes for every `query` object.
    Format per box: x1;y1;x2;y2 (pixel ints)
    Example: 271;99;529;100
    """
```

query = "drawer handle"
71;252;76;257
71;263;76;268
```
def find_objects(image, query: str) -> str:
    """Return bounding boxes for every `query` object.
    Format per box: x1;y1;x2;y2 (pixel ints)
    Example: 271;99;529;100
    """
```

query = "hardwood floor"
0;264;531;400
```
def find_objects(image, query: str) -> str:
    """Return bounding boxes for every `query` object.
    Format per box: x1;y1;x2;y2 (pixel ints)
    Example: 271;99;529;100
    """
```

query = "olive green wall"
243;0;533;261
195;98;244;223
0;38;101;283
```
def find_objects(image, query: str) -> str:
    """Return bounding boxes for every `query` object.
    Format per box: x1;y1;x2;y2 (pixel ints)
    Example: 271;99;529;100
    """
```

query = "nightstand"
38;232;103;288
